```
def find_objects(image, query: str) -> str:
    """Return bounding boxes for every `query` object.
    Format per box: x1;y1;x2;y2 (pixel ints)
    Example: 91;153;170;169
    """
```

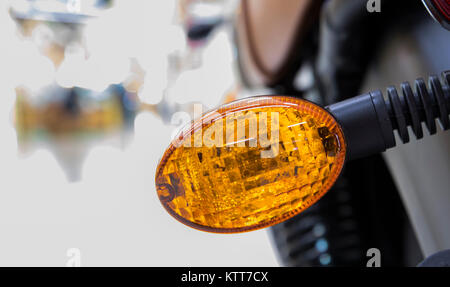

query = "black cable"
327;71;450;161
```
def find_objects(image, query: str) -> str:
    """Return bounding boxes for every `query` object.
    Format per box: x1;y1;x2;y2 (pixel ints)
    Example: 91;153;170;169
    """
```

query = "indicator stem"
327;71;450;160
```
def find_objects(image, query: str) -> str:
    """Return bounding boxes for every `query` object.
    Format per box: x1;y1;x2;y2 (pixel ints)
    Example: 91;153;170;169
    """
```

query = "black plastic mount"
327;71;450;161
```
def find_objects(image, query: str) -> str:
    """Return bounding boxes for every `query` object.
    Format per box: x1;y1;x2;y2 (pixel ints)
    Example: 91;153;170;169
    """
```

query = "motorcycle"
156;0;450;267
233;0;450;267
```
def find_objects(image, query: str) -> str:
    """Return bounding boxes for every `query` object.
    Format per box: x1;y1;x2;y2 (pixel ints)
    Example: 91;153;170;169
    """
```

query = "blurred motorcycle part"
235;0;322;93
422;0;450;30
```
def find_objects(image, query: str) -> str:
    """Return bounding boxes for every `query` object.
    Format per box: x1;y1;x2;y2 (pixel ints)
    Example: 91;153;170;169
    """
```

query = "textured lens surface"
155;96;346;233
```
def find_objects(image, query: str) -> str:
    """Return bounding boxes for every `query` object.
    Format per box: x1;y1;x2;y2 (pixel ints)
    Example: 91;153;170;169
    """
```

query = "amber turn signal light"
155;96;346;233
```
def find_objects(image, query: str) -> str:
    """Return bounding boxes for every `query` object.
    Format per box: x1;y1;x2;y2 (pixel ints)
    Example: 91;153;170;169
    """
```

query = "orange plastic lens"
155;96;346;233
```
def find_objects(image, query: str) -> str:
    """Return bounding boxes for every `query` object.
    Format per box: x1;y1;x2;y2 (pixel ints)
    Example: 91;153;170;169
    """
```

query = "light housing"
155;96;346;233
423;0;450;30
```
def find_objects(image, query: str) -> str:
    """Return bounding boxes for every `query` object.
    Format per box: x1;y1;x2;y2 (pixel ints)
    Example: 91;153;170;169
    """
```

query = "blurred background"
0;0;278;266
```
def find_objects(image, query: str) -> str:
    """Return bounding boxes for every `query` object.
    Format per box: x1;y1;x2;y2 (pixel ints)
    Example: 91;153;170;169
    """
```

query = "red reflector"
423;0;450;30
432;0;450;19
